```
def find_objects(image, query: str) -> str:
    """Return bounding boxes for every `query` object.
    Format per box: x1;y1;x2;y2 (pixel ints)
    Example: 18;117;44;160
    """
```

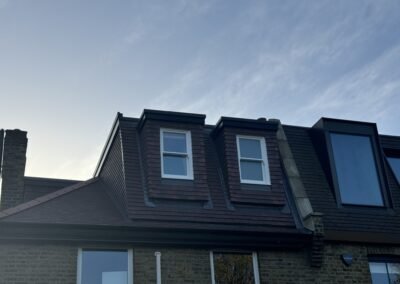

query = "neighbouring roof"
283;124;400;242
0;178;129;226
23;176;80;202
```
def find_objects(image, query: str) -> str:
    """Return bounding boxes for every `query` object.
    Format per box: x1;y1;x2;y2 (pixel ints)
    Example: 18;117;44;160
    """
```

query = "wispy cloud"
1;0;399;179
296;44;400;128
148;1;400;131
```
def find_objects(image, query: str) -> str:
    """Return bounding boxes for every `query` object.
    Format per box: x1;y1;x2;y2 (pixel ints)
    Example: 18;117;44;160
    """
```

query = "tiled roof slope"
0;178;128;226
283;125;400;241
96;114;304;235
23;176;80;202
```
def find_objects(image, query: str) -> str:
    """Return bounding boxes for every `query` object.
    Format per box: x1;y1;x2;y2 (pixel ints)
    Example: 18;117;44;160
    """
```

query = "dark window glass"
163;155;187;176
163;132;187;153
81;250;128;284
240;160;264;181
388;157;400;183
369;262;400;284
213;253;255;284
239;138;262;159
330;133;384;206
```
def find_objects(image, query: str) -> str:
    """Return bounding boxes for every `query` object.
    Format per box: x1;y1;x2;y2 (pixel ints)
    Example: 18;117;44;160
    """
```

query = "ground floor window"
77;249;133;284
369;258;400;284
210;251;260;284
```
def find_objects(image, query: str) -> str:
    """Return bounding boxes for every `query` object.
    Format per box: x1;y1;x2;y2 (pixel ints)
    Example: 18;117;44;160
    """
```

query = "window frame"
328;131;385;207
319;120;390;208
209;251;260;284
160;128;194;180
368;255;400;284
236;135;271;185
386;155;400;185
77;248;134;284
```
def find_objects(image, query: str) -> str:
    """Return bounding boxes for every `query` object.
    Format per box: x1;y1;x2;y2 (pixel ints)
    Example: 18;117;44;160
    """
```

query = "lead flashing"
137;109;206;131
212;116;278;137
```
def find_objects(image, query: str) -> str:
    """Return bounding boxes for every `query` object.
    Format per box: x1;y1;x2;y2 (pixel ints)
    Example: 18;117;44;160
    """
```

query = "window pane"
81;250;128;284
163;132;187;153
369;262;390;284
240;160;263;181
388;263;400;284
388;157;400;183
239;138;262;159
214;253;255;284
330;133;384;206
163;154;187;176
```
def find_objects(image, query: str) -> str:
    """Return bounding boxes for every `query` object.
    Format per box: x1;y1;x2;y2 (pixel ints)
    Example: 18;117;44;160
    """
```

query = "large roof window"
330;133;384;206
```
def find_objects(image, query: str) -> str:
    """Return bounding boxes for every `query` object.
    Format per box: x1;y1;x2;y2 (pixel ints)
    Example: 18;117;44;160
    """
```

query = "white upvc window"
77;248;133;284
236;135;271;185
210;251;260;284
160;129;193;180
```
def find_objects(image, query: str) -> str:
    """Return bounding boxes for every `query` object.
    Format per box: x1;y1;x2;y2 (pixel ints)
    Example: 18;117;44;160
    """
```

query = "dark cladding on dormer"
211;116;287;206
137;109;206;131
77;109;307;246
311;118;390;208
137;109;209;201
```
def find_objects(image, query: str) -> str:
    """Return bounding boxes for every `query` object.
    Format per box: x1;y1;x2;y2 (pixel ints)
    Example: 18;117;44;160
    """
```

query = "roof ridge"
0;177;99;219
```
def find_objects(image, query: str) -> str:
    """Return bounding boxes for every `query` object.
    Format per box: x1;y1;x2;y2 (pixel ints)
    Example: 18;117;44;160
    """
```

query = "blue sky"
1;0;399;180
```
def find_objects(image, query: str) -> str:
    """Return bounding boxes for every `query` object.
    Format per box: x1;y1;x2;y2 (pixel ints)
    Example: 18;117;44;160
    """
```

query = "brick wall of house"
0;242;77;284
0;241;399;284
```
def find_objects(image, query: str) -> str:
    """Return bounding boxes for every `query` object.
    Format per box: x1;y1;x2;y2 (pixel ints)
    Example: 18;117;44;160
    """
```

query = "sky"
0;0;400;180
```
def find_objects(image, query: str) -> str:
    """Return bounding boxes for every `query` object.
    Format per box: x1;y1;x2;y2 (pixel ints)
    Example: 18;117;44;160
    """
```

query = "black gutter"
0;222;312;250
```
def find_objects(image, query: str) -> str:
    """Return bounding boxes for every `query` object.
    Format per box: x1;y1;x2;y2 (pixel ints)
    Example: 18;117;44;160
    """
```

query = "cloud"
123;22;146;45
147;1;400;132
295;44;400;126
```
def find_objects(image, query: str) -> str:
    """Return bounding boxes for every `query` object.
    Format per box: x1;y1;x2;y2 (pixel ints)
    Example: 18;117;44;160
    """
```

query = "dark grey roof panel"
23;176;80;202
1;179;128;226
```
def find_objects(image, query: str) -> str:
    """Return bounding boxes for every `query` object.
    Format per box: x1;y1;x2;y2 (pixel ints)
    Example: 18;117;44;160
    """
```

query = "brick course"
1;242;398;284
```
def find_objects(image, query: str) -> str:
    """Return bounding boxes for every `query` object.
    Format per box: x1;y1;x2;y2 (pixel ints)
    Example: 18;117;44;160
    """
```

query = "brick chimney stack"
0;129;28;210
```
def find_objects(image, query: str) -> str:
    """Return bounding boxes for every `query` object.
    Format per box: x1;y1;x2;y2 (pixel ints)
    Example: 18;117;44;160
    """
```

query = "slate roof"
283;125;400;242
0;111;307;243
23;176;80;202
0;178;128;226
115;118;300;232
1;110;399;246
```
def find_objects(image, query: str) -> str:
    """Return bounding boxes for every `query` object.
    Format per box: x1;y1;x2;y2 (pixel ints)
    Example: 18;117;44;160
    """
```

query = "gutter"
0;222;312;249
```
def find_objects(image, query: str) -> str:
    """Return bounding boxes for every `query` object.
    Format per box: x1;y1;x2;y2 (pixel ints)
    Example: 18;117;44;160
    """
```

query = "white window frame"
160;128;193;180
77;248;134;284
210;251;260;284
236;135;271;185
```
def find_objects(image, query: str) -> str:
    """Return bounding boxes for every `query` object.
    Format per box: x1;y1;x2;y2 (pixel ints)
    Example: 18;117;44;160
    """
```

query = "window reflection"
81;250;129;284
369;261;400;284
213;253;255;284
330;133;384;206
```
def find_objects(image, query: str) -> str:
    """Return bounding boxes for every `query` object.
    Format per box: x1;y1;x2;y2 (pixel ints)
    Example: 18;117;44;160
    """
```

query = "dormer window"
160;129;193;180
387;157;400;184
236;136;271;185
330;133;384;206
